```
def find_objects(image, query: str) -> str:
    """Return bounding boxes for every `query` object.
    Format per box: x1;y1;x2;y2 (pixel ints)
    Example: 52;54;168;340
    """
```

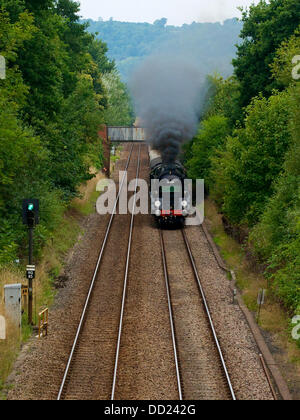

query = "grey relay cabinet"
4;284;22;329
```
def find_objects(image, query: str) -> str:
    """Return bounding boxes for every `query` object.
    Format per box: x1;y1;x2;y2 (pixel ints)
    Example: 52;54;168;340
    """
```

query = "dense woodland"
0;0;133;265
84;17;243;81
185;0;300;317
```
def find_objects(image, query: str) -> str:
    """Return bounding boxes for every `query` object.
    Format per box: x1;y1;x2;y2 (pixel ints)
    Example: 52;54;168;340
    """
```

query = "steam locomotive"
149;148;191;227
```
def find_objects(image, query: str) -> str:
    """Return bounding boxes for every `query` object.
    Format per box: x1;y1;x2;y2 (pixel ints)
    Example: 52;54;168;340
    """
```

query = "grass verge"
205;198;300;396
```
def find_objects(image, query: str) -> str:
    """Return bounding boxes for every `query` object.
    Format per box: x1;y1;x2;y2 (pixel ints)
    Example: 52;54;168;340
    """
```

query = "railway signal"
22;199;39;228
22;199;39;325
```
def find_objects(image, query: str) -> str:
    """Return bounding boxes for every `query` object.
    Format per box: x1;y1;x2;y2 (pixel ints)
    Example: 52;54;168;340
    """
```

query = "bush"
268;234;300;312
186;115;230;182
210;91;292;226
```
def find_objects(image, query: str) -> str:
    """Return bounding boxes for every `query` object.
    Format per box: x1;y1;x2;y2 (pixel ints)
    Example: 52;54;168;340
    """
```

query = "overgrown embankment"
0;171;107;396
185;1;300;338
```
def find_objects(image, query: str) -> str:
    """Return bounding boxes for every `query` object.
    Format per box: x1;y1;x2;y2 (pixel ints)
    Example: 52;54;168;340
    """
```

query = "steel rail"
159;230;183;400
111;145;141;400
57;144;135;401
259;354;277;400
181;229;237;401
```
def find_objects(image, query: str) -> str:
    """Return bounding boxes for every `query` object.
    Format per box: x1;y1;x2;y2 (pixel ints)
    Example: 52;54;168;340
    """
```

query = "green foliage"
211;91;292;225
0;6;53;265
233;0;300;107
184;75;240;181
186;115;230;182
89;38;115;75
250;172;299;259
45;74;105;197
0;0;132;265
271;26;300;88
103;70;134;126
249;84;300;311
0;222;18;265
268;232;300;312
205;75;242;128
0;9;35;106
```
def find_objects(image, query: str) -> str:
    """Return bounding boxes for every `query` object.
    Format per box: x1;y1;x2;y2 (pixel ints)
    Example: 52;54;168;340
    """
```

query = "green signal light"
28;203;34;211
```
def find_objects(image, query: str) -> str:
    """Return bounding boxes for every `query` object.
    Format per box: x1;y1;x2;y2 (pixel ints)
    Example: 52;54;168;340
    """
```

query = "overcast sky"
79;0;261;26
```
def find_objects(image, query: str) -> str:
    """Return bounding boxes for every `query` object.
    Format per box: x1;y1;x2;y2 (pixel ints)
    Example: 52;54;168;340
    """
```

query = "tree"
233;0;300;107
205;75;242;128
102;70;134;126
248;38;300;312
0;0;111;263
0;7;62;263
186;115;230;182
0;9;35;106
154;18;167;27
46;74;104;197
210;91;292;225
55;0;81;23
271;26;300;88
183;75;240;187
9;0;109;194
89;38;115;74
0;9;43;212
250;85;300;312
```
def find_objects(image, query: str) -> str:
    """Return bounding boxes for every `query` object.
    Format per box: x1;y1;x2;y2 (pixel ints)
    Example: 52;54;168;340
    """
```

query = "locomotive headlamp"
182;200;188;208
155;200;161;208
155;209;161;217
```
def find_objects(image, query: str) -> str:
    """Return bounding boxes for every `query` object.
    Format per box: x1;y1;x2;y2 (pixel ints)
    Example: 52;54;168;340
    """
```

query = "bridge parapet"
98;126;147;178
107;126;146;143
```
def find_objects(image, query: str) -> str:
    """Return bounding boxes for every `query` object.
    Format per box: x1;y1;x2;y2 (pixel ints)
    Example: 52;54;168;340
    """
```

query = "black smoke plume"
129;54;205;163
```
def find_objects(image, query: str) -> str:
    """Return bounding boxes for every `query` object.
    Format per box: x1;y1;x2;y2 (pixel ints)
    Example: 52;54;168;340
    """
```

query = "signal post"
22;199;39;325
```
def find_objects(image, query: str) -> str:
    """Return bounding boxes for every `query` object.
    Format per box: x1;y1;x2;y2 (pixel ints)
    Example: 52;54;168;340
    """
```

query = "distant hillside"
83;18;243;81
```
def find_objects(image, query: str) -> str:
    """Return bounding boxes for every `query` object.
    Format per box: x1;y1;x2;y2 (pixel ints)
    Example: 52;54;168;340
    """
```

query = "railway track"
57;143;180;400
108;149;180;400
57;142;235;400
57;144;141;400
111;145;141;400
160;231;183;400
160;228;236;400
